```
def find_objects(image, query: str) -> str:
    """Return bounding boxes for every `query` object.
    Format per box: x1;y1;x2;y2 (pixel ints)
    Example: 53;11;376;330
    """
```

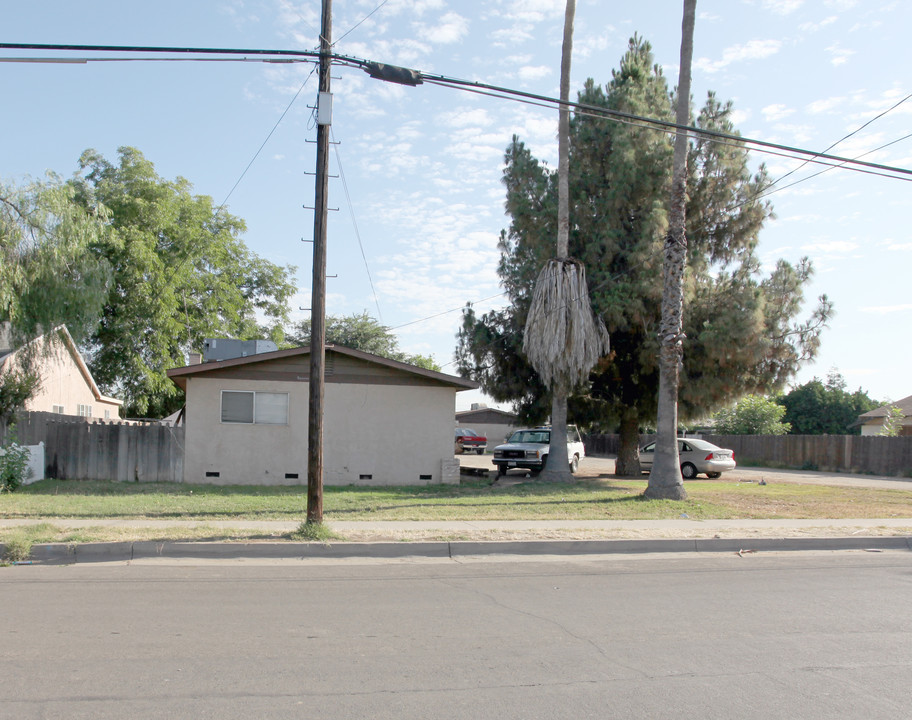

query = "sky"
2;0;910;412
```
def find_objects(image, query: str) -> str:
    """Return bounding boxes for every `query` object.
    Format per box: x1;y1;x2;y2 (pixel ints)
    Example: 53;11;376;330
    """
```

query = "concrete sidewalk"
3;517;911;563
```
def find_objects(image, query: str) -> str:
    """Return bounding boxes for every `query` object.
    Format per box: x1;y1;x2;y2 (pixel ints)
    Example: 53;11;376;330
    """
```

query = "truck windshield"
509;430;550;444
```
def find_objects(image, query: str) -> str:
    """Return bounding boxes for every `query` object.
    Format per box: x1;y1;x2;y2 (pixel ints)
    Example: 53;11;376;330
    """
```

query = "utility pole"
307;0;332;523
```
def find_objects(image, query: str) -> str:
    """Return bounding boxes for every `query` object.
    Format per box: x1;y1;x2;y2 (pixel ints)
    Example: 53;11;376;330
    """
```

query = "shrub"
0;440;31;492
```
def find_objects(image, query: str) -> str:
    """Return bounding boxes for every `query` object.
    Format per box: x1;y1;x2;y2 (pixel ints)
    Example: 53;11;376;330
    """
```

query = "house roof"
855;394;912;421
456;407;518;423
167;344;479;392
0;325;122;406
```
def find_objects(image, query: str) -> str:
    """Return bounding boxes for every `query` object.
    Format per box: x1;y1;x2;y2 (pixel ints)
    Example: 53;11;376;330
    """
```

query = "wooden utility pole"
307;0;332;523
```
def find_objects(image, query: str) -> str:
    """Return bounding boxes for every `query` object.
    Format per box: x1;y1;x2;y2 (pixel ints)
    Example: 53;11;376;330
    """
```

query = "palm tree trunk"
645;0;696;501
538;0;576;482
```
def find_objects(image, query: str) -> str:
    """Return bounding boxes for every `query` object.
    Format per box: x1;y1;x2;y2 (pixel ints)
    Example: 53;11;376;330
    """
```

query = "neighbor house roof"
456;407;518;423
167;344;479;392
854;394;912;423
0;324;122;407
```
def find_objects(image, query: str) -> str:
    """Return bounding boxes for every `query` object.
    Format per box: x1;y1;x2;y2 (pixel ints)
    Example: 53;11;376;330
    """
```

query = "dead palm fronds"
523;258;608;393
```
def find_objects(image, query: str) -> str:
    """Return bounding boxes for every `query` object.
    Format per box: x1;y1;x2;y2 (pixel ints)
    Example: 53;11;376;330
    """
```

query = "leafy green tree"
1;176;112;344
712;394;790;435
779;369;878;434
880;404;905;437
292;311;441;371
457;37;831;475
70;147;296;418
0;371;41;425
1;176;112;415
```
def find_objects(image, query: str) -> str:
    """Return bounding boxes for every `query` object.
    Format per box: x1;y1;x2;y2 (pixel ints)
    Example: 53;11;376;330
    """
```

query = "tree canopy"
1;176;111;346
292;311;440;371
713;394;790;435
456;37;831;474
778;370;879;435
69;147;296;418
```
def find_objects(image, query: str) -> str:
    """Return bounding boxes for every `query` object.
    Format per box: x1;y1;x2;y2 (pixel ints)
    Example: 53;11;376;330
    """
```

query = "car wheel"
681;462;697;480
706;472;721;479
569;454;579;474
476;448;484;455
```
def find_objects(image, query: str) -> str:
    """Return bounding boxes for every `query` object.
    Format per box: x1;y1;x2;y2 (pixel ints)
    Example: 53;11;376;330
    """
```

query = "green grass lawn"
3;476;911;522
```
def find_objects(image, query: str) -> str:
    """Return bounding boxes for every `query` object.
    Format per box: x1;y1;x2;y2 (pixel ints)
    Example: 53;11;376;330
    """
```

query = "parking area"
457;452;912;491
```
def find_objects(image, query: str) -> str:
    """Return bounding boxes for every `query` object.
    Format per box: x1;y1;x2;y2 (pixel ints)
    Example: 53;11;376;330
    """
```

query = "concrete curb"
3;535;911;564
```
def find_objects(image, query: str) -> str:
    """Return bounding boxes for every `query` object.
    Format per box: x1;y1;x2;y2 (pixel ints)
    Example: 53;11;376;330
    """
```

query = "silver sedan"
639;437;736;479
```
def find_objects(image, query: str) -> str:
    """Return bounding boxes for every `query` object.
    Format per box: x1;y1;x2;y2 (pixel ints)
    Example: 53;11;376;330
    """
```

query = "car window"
680;441;692;452
464;429;477;436
642;443;655;453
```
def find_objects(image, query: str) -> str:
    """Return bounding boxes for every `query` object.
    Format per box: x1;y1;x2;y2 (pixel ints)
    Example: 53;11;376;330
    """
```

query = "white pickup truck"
492;425;585;476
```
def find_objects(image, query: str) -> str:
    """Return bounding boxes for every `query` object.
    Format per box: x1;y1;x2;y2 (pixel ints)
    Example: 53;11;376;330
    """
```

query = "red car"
455;428;487;455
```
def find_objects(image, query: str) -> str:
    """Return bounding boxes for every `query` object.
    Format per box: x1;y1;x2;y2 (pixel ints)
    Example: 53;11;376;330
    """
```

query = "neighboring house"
455;405;519;447
167;343;479;485
0;325;123;420
853;395;912;436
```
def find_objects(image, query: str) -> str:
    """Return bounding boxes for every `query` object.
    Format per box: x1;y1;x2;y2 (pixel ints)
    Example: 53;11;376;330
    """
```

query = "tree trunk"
615;407;642;477
645;0;695;501
537;0;576;484
540;391;571;481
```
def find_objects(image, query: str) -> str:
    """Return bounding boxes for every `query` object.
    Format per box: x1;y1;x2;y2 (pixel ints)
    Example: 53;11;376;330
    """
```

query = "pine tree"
456;37;831;475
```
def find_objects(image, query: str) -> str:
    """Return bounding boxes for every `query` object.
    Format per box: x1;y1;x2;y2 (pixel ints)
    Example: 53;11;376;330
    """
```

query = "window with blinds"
221;391;289;425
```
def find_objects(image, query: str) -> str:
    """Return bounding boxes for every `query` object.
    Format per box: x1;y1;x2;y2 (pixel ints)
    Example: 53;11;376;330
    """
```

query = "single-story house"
167;344;479;485
455;405;519;448
852;395;912;436
0;324;123;420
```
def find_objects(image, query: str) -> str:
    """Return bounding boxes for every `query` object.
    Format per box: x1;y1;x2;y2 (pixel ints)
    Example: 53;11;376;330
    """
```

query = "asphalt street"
2;552;910;719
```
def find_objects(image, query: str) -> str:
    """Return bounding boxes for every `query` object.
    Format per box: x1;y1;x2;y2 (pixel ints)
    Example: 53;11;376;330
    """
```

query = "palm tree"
645;0;697;500
522;0;609;481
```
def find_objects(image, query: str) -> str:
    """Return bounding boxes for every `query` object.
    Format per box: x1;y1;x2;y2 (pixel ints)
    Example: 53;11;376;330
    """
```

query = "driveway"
458;453;912;491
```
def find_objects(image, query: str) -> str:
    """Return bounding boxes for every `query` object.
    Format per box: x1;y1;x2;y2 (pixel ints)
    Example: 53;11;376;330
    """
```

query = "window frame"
220;390;289;426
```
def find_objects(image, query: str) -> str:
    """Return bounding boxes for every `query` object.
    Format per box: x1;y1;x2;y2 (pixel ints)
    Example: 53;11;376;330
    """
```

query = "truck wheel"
569;454;579;474
496;465;506;477
476;448;484;455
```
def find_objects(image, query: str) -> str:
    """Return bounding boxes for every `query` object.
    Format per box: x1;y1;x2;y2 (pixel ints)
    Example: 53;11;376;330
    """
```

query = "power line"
329;127;383;322
2;42;909;180
334;0;391;46
216;66;318;214
764;91;912;193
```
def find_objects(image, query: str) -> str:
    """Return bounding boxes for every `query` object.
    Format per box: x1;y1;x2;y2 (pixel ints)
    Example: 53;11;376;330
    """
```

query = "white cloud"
826;43;856;66
762;104;795;122
575;28;611;59
730;109;751;126
824;0;858;10
414;12;469;45
801;240;859;254
439;108;493;128
518;65;551;82
381;0;446;16
694;39;782;74
799;16;838;31
806;96;845;114
490;25;534;46
763;0;804;15
859;304;912;314
501;0;564;23
884;242;912;251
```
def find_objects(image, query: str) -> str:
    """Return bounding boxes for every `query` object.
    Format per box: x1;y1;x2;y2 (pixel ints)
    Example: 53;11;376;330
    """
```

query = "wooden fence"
1;411;184;482
584;433;912;478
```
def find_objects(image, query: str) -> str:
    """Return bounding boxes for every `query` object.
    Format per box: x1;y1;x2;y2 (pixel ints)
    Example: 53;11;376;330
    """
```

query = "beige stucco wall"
7;339;121;419
860;418;912;436
183;375;459;485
